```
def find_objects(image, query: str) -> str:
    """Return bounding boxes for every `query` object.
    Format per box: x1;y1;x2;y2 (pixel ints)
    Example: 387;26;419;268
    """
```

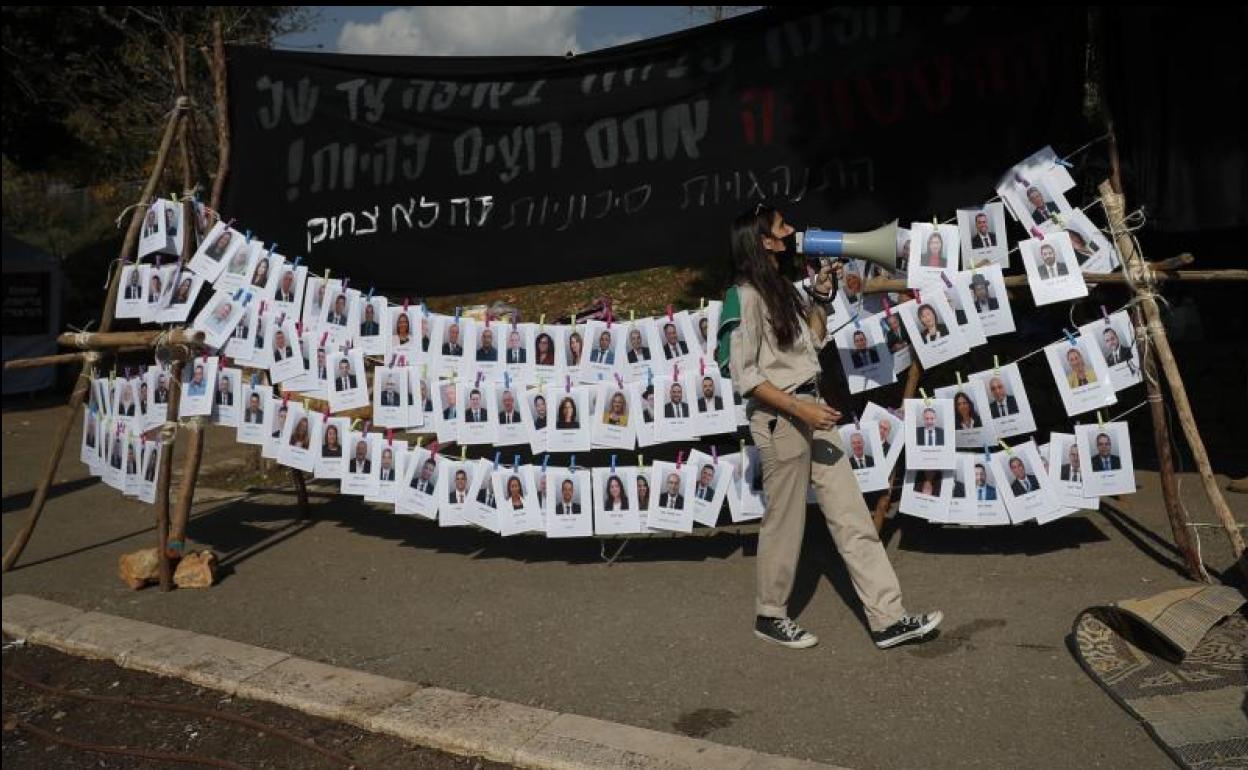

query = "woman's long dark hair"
731;205;806;347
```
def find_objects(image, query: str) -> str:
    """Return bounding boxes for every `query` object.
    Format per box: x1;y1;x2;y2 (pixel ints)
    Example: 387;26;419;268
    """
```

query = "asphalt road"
5;400;1243;769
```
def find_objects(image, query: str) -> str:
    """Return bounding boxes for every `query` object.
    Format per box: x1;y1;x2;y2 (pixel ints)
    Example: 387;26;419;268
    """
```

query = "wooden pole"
872;360;922;532
153;360;184;591
58;329;205;351
168;198;204;562
861;268;1248;295
1099;180;1246;574
208;19;230;212
2;98;189;573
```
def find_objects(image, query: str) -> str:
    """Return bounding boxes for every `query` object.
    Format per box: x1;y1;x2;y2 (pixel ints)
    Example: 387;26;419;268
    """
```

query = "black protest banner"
224;7;1088;295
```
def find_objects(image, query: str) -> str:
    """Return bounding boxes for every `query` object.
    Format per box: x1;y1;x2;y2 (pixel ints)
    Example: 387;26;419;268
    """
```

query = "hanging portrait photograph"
906;222;960;288
970;363;1038;438
957;203;1009;269
1044;336;1117;417
1076;422;1137;498
1020;232;1088;306
1079;310;1142;392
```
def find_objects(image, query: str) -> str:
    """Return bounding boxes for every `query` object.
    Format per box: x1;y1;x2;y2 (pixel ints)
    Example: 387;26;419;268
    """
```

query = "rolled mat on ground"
1071;584;1247;769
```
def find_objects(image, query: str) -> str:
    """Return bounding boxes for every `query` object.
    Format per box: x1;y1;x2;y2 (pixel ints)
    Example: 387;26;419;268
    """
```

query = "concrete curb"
2;594;846;770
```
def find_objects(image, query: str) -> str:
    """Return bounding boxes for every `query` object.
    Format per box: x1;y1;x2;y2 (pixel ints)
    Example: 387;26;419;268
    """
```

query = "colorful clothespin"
883;296;893;316
920;388;931;405
853;411;860;430
322;404;330;421
430;440;440;457
852;312;861;329
699;358;706;377
998;439;1013;456
712;445;718;463
245;229;253;243
1101;305;1111;324
416;436;424;448
956;371;964;387
570;454;577;471
460;444;467;461
610;454;617;474
940;272;953;288
386;429;394;446
504;372;511;390
637;454;645;469
646;368;653;387
493;450;501;469
993;355;1001;375
351;418;361;432
1030;227;1045;240
676;450;684;470
615;373;624;390
983;444;993;462
292;255;302;268
1063;328;1079;347
542;454;550;473
1097;410;1106;429
323;268;331;281
630;310;636;323
539;313;546;330
342;278;351;291
565;375;572;393
666;304;674;323
251;372;259;387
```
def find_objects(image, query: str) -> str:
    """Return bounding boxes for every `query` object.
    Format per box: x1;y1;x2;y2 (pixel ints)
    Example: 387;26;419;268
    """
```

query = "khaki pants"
749;396;905;632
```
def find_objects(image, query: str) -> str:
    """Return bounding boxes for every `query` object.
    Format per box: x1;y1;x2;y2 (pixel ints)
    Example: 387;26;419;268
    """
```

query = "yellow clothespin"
539;313;546;330
700;297;706;310
629;310;636;323
998;439;1013;456
955;371;964;387
416;436;424;448
993;355;1001;375
351;418;361;432
324;268;332;281
460;444;467;461
1097;411;1106;430
920;388;932;406
637;454;645;469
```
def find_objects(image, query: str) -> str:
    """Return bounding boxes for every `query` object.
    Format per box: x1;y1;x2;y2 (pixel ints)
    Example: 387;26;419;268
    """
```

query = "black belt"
793;379;819;396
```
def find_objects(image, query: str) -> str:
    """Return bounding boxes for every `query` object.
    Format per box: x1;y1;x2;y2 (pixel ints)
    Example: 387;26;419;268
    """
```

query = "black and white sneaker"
871;611;943;649
754;616;819;649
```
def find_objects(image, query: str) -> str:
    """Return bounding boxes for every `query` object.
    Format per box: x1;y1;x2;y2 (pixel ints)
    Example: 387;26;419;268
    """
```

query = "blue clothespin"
1055;156;1074;168
232;288;243;301
250;372;259;387
268;242;278;255
1063;328;1079;347
513;454;521;470
292;255;302;268
504;372;511;390
493;451;501;470
851;313;860;329
610;455;617;474
541;454;550;473
940;272;953;288
454;306;461;323
366;287;375;301
646;368;653;387
570;455;577;471
983;444;992;462
245;230;253;242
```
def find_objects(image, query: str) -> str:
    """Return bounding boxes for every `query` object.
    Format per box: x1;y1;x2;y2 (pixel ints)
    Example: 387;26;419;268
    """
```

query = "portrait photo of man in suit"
1102;327;1134;366
849;433;874;469
661;323;688;360
970;274;999;313
187;365;207;398
664;383;690;418
878;419;893;456
243;392;264;424
378;448;396;482
464;389;488;423
1035;243;1070;280
974;464;997;501
335;359;358;392
441;386;458;420
215;374;234;406
1060;444;1084;483
275;270;296;303
505;330;526;364
448;469;469;504
1092;433;1122;472
498;390;522;425
850;329;881;368
987;376;1019;418
626;328;651;363
272;329;294;361
124;268;143;299
916;407;945;446
411;459;437;494
360;302;381;336
476;328;497;361
693;465;716;503
660;473;685;509
442;323;463;356
970;212;997;249
1008;457;1041;496
556;479;580;515
380;375;402;407
349;440;371;475
697;376;723;413
589;330;615;364
1026;186;1060;225
327;294;349;326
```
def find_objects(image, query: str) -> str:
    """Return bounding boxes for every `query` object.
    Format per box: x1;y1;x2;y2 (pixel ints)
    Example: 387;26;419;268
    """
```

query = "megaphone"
795;220;900;273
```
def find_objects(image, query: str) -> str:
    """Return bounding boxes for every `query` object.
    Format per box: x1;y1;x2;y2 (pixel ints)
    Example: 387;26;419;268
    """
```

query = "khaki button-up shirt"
729;283;821;397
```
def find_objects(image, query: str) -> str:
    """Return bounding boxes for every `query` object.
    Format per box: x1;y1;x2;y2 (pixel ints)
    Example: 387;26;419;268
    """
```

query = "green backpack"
715;286;741;379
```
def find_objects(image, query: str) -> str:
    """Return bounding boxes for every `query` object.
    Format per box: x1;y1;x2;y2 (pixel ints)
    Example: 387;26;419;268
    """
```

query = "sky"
276;6;756;56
